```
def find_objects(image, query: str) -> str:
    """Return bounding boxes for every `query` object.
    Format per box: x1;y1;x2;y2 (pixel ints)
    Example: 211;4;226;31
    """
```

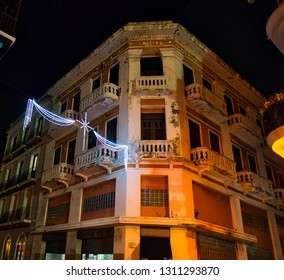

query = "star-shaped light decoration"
76;112;91;151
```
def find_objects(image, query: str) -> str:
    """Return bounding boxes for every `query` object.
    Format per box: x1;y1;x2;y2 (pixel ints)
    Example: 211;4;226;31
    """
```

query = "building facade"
1;21;284;260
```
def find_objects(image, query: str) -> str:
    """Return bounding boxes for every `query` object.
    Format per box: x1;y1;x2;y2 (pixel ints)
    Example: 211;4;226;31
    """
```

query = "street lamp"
261;93;284;158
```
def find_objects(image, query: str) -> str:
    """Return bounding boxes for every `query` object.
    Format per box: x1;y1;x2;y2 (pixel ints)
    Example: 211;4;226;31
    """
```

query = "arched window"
15;234;25;260
2;236;11;260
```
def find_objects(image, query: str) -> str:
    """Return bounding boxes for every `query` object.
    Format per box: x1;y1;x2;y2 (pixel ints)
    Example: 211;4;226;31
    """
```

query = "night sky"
0;0;283;161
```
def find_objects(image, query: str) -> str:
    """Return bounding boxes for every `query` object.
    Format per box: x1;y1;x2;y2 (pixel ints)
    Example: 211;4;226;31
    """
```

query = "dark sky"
0;0;283;161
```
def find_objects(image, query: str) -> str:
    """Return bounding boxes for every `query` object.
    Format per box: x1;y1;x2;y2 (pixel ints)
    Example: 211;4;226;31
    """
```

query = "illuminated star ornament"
23;99;128;167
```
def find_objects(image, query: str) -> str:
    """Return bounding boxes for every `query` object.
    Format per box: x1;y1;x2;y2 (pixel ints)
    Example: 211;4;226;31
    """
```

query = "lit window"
2;236;11;260
15;234;26;260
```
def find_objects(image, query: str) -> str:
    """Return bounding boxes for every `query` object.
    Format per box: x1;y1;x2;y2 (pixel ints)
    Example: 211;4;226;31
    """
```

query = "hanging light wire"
22;98;128;168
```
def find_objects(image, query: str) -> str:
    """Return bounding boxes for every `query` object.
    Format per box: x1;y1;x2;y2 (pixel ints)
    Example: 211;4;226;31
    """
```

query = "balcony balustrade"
80;83;119;112
0;168;37;193
228;114;263;143
274;188;284;209
42;163;74;187
134;140;174;161
134;76;170;94
190;147;237;179
0;207;30;225
75;145;118;171
237;171;274;201
185;83;228;122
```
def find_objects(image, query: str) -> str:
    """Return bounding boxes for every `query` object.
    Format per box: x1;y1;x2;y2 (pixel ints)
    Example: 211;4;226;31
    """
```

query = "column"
31;234;46;260
113;225;140;260
65;230;82;260
35;192;48;227
68;189;82;223
267;210;283;259
230;196;248;259
170;228;198;260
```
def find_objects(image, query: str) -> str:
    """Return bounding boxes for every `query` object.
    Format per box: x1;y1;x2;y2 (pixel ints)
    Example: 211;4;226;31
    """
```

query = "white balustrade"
42;163;74;184
80;83;119;111
135;76;169;92
190;147;236;178
75;145;118;170
237;171;274;197
274;188;284;205
135;140;174;159
228;114;262;139
185;83;227;116
62;109;80;120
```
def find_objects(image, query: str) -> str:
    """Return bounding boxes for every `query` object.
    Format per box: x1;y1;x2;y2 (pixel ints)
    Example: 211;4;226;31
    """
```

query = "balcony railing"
80;83;120;112
190;147;237;179
135;76;170;93
228;114;263;142
75;145;118;170
185;83;227;121
42;163;74;185
0;206;30;224
134;140;174;161
274;188;284;208
237;171;274;200
0;168;36;192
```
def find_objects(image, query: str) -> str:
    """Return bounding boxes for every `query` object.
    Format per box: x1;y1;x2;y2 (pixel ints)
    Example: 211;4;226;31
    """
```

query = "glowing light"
23;99;34;130
272;138;284;158
76;112;90;151
267;125;284;159
23;99;128;168
33;100;75;126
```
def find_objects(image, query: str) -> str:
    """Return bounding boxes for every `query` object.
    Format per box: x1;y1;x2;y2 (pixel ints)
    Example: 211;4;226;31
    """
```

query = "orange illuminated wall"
140;175;169;217
241;202;273;251
193;182;233;229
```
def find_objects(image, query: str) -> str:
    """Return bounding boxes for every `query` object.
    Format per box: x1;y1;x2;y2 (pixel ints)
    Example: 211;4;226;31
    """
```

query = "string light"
23;99;34;130
23;99;128;168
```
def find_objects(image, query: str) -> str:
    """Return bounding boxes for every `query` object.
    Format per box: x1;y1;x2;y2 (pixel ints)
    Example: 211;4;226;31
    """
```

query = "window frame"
247;153;258;174
209;130;221;154
92;76;101;91
140;56;163;76
53;146;62;166
105;117;118;144
66;139;76;165
188;119;202;149
232;145;243;172
224;94;234;116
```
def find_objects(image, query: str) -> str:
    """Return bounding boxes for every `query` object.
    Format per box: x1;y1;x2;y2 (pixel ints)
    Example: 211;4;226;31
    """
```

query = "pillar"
267;210;283;259
68;189;82;223
230;196;248;259
170;228;198;260
113;225;140;260
65;230;82;260
31;234;46;260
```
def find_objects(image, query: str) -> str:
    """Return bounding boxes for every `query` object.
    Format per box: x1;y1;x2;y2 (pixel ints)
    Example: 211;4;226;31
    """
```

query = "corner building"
2;21;284;260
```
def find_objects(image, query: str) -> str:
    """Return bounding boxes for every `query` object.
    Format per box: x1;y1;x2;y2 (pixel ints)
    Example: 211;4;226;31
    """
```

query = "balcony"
80;83;120;112
75;145;120;176
190;147;237;180
49;109;80;137
0;168;37;196
185;83;228;122
274;188;284;209
134;76;170;95
237;171;274;201
3;140;27;163
228;114;263;143
134;140;174;162
42;163;75;189
0;207;31;228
